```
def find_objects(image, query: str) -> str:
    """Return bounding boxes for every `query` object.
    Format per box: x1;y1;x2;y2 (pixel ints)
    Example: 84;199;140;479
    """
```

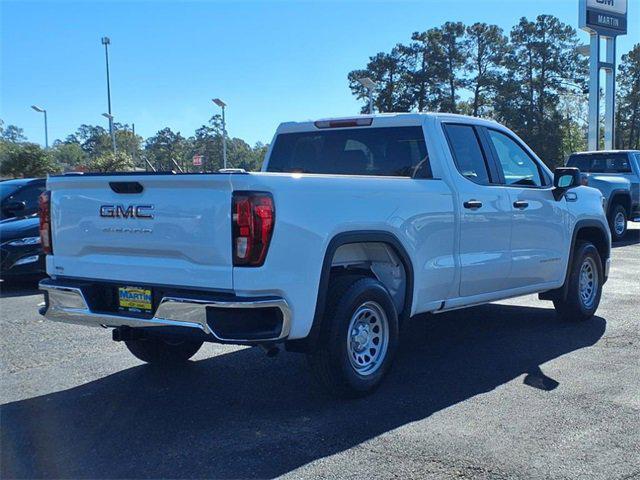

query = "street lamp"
357;77;377;114
101;36;114;150
31;105;48;148
212;98;228;169
102;112;116;153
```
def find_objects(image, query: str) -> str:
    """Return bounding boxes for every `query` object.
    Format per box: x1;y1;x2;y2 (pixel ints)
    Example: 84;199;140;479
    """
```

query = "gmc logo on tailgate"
100;204;154;219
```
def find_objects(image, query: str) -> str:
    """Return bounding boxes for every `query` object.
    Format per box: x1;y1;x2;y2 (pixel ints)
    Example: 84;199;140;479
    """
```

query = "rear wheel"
124;336;203;364
609;204;627;242
553;241;602;321
307;276;399;398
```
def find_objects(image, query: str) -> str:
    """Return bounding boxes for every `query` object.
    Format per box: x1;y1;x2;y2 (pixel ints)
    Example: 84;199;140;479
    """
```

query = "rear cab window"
266;126;431;178
442;124;492;185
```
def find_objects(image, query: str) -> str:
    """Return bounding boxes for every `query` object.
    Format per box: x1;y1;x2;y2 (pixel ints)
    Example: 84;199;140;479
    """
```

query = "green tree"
145;127;189;171
0;121;27;143
464;23;508;117
86;151;135;173
50;141;86;169
66;124;112;159
496;15;585;166
401;29;449;111
615;43;640;149
0;143;61;178
438;21;467;113
114;124;144;164
190;116;224;171
348;46;413;113
558;92;588;163
249;142;269;171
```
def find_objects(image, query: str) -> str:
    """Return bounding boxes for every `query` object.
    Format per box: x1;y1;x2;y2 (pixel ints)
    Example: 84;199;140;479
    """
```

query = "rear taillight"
232;192;274;266
38;190;52;254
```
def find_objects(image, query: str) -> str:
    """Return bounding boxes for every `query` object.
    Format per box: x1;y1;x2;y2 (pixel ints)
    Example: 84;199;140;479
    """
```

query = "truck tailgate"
47;174;234;290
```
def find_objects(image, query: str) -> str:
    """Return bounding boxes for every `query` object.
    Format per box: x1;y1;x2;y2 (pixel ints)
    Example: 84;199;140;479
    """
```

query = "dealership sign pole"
579;0;628;150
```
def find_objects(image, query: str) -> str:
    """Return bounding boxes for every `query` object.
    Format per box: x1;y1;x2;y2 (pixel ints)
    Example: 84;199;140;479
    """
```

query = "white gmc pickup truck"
39;113;611;397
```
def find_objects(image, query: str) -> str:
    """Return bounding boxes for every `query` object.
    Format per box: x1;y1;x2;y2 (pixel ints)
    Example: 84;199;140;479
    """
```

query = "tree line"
0;115;268;178
2;14;639;179
348;15;640;167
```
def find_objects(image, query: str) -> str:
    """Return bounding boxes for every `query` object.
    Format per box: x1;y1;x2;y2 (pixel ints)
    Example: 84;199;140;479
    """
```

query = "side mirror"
4;201;26;213
553;167;581;200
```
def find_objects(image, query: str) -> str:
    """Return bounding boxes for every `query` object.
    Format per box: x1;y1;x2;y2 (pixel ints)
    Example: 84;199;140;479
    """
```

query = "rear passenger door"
483;128;567;288
443;123;512;297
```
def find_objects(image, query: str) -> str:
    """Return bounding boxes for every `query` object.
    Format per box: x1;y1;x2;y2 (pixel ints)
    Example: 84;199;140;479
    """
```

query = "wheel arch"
540;219;610;303
607;190;632;216
285;230;414;353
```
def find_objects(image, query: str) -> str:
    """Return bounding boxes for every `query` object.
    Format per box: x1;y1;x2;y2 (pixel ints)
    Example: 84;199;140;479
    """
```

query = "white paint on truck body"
45;113;610;340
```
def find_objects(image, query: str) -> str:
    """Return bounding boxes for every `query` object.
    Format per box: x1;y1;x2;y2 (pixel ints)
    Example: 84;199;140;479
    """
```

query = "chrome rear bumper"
39;279;291;343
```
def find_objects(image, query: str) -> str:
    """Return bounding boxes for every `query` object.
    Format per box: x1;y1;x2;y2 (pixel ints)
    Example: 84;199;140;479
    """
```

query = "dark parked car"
0;215;46;280
0;178;46;220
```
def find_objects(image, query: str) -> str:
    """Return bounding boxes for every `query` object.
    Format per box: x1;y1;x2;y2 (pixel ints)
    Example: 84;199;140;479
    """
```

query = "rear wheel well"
286;233;413;354
329;242;408;316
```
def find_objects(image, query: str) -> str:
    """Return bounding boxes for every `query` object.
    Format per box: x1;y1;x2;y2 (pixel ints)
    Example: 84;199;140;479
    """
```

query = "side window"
487;130;543;187
443;124;491;185
609;155;631;173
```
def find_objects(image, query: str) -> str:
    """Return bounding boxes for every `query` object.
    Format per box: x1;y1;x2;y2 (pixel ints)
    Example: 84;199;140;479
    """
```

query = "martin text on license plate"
118;286;152;313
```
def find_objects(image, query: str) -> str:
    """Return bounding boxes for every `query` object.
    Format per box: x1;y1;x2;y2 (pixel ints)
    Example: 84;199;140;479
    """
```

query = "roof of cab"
275;112;500;134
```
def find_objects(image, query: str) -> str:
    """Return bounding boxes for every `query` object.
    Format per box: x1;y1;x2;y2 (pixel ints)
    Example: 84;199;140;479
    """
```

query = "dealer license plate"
118;286;152;314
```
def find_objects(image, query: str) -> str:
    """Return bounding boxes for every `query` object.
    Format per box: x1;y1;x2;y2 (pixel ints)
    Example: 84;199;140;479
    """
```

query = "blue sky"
1;0;638;146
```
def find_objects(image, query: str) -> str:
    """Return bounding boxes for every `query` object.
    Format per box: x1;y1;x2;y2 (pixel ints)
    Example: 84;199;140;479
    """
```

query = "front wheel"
307;276;399;398
553;241;603;321
124;336;203;364
609;204;628;242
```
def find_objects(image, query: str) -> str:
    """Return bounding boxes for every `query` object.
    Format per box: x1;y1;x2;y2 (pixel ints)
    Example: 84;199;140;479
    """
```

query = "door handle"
513;200;529;209
463;200;483;209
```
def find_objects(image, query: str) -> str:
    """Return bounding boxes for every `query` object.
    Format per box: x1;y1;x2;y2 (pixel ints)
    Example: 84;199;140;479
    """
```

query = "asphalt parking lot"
1;226;638;480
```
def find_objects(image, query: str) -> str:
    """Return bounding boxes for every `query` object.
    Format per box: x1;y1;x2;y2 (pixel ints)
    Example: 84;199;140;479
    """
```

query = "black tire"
124;336;203;364
553;241;603;321
608;204;628;242
307;276;399;398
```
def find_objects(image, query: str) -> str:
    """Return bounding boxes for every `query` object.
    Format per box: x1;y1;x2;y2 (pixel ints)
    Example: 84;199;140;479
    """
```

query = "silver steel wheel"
579;257;598;309
347;301;389;376
614;211;626;236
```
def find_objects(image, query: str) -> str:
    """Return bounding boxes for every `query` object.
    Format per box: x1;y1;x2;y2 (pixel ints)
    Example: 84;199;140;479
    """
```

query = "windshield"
267;126;431;178
567;153;632;173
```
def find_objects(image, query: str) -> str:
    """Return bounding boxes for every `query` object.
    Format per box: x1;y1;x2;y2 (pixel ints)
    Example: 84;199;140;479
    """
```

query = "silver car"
567;150;640;241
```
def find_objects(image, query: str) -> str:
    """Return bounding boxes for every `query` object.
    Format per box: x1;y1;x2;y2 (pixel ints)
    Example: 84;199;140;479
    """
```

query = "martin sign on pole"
580;0;628;36
579;0;628;150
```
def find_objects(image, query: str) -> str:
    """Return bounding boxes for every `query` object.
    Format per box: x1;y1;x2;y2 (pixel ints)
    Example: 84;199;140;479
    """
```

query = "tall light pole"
212;98;228;169
102;113;116;153
31;105;48;148
101;36;114;149
357;77;377;114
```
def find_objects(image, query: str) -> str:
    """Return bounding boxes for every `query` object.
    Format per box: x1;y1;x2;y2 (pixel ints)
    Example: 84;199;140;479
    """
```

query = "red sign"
192;154;203;166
